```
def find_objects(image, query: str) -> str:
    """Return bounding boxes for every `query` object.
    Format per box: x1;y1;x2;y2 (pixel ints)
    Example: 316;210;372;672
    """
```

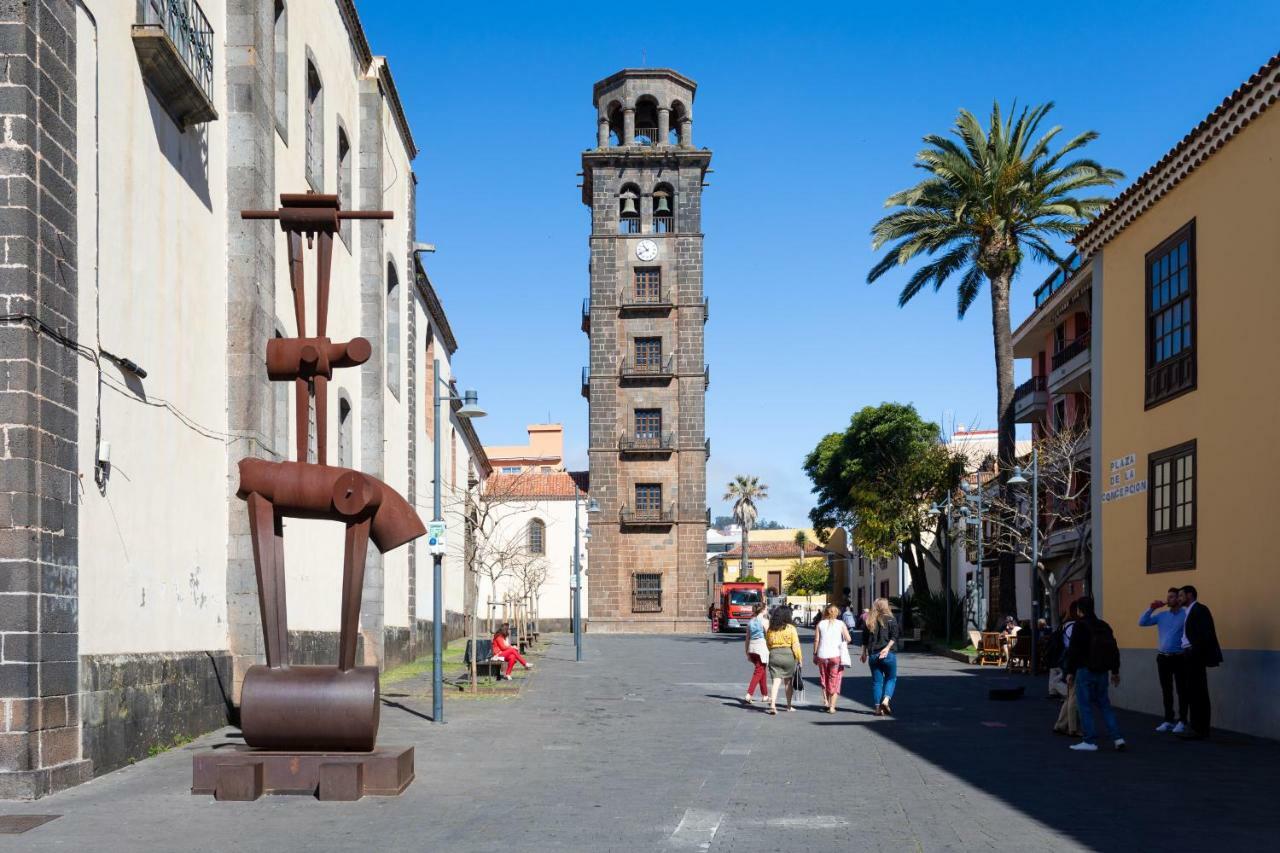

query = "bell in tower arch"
653;192;671;215
620;195;638;216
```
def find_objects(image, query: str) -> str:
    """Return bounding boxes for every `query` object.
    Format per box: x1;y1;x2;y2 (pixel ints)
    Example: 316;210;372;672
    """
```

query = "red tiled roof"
483;471;588;500
723;541;828;559
1075;53;1280;255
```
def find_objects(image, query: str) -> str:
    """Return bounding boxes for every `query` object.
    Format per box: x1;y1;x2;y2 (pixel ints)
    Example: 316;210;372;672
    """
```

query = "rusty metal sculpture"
193;194;423;801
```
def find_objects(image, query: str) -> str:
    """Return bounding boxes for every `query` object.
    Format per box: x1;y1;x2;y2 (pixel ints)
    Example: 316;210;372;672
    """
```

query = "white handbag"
839;641;852;667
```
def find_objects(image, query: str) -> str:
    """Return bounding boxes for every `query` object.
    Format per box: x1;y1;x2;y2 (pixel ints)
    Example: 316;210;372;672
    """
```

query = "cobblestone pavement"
3;632;1277;852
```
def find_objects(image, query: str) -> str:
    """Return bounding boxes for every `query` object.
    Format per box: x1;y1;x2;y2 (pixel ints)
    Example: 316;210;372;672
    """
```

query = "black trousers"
1156;653;1188;723
1182;659;1211;735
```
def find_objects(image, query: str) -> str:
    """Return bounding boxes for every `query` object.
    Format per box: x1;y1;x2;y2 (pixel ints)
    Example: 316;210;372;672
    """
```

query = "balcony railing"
633;127;660;146
580;366;590;398
619;432;674;453
619;217;641;235
620;287;673;310
581;298;590;333
1051;332;1091;371
1014;375;1046;403
653;215;674;234
621;354;674;379
620;503;675;526
132;0;217;127
704;364;710;389
705;437;711;459
1033;253;1083;309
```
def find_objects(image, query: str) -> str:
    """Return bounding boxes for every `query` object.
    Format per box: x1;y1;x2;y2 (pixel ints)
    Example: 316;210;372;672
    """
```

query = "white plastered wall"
75;0;231;655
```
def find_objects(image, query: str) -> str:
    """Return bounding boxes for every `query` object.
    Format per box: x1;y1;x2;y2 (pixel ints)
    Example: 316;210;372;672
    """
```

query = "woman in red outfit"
491;627;531;680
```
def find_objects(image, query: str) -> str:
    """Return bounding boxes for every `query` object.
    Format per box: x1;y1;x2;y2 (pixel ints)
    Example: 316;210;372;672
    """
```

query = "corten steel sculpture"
193;194;422;801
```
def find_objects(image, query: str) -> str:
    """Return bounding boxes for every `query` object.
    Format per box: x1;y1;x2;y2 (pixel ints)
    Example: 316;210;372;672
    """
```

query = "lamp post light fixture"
1007;447;1040;678
432;360;484;724
572;484;599;662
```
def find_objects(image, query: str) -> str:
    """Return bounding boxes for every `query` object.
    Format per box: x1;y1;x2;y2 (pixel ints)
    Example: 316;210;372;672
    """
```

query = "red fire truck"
717;581;765;632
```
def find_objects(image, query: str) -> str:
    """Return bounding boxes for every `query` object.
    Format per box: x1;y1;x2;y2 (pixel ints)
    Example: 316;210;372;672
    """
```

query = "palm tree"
867;102;1121;620
724;475;768;583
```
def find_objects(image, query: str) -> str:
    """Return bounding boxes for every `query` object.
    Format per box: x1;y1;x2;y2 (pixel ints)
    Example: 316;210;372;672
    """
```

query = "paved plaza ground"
3;632;1278;852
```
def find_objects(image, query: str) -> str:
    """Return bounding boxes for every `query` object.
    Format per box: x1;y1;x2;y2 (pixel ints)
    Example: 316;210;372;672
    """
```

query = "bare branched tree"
979;423;1092;629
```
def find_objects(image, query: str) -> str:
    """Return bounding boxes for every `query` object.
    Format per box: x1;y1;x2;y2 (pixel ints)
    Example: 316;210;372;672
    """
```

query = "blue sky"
359;1;1280;525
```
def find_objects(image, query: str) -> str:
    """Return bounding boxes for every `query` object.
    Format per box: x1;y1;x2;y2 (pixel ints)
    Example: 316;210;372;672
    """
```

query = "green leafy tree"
724;475;768;581
867;102;1121;617
804;403;966;596
786;558;832;597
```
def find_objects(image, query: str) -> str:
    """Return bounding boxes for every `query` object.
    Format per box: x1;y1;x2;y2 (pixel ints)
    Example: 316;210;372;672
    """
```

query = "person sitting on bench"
492;627;532;680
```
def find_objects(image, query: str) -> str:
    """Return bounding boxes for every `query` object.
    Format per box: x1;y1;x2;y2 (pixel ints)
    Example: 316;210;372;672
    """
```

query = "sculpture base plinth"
192;745;414;801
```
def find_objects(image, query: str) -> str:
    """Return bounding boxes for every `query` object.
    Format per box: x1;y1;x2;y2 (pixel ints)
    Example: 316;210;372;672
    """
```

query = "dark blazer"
1184;602;1223;667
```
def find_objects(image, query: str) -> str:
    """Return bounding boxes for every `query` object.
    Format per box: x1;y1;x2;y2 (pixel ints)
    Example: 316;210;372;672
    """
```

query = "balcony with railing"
620;503;675;526
633;127;660;146
580;366;590;398
1013;375;1048;423
132;0;217;128
704;364;710;390
620;286;673;312
705;437;711;459
581;298;590;333
653;215;674;234
619;432;675;455
621;354;675;381
1049;331;1091;393
619;217;641;235
1034;253;1083;310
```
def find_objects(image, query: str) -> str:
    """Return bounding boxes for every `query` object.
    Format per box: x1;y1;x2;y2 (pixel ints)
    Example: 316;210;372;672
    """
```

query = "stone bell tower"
580;69;710;632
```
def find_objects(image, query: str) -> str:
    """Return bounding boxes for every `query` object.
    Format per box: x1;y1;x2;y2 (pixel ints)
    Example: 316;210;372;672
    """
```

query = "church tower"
581;69;710;632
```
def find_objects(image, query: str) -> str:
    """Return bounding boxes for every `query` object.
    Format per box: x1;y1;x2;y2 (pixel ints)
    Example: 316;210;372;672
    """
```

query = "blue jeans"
1075;669;1121;743
869;651;897;706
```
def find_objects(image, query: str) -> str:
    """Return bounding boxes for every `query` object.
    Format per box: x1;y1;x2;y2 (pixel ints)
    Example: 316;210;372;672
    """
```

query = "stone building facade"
0;0;487;798
581;69;710;632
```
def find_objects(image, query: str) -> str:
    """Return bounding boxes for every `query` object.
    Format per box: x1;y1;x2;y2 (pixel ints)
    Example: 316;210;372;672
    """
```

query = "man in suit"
1177;585;1223;740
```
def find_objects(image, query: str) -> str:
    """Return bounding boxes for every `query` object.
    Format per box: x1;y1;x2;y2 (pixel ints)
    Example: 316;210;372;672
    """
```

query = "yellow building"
1081;54;1280;739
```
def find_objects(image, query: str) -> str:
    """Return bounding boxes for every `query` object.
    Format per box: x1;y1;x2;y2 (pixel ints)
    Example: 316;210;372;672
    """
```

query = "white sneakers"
1156;722;1174;732
1172;721;1187;734
1156;721;1188;733
1070;739;1126;752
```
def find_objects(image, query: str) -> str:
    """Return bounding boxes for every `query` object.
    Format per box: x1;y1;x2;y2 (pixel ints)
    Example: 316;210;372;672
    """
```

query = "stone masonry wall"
0;0;92;798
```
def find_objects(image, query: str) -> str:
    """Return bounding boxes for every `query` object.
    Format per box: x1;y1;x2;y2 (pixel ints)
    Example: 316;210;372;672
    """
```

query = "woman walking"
860;598;899;716
765;606;802;715
814;604;851;713
743;603;770;705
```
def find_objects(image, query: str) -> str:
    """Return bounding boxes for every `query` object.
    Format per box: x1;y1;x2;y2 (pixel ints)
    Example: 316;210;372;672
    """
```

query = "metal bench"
463;639;505;678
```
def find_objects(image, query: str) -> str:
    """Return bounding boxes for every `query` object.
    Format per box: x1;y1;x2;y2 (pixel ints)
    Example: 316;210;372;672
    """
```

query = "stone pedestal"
192;745;413;801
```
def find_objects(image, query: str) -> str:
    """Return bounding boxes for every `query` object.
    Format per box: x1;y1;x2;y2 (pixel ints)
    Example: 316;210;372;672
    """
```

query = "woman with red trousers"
492;627;532;680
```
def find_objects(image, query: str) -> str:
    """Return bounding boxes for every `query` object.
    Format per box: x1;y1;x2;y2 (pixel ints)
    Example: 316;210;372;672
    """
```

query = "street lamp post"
571;482;598;663
432;359;485;723
1009;447;1040;678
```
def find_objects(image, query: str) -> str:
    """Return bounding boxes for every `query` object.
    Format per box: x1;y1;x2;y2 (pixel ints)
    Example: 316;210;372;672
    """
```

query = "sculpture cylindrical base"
240;665;379;751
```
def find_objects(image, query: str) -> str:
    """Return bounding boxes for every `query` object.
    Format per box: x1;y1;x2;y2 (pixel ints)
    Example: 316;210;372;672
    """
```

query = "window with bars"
1146;222;1196;407
632;572;663;612
528;519;545;555
635;483;662;515
635;408;661;439
1148;440;1196;572
634;268;661;302
634;337;662;368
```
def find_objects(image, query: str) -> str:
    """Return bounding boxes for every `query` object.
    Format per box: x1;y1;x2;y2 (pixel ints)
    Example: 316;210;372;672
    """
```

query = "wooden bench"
464;639;505;678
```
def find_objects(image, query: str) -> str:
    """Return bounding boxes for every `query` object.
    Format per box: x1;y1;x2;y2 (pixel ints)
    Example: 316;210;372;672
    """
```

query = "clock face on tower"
635;239;658;262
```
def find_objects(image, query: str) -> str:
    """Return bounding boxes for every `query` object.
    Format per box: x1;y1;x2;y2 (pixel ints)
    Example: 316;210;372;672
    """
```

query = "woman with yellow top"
765;606;803;715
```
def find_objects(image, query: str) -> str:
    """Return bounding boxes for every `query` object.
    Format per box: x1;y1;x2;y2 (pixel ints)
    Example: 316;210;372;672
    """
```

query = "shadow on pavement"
819;666;1279;851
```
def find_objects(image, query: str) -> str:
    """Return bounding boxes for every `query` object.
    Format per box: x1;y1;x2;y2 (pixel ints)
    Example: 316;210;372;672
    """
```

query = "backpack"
1085;618;1120;672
